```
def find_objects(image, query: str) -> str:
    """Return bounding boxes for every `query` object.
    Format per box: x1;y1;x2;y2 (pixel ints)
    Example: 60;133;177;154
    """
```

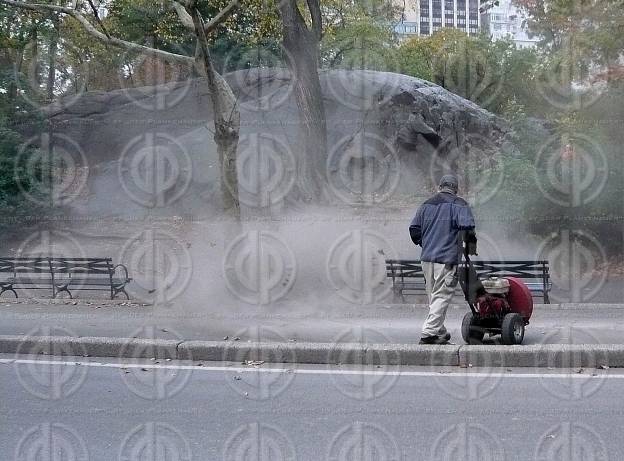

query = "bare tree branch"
190;7;217;94
186;3;240;210
188;5;237;125
172;0;239;34
204;0;239;34
86;0;110;38
172;1;194;29
0;0;194;65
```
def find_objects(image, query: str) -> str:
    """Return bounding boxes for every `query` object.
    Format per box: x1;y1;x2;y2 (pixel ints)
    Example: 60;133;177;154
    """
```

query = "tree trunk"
46;15;58;103
46;15;59;206
189;6;240;214
278;0;328;201
210;67;240;213
30;22;39;91
7;47;23;114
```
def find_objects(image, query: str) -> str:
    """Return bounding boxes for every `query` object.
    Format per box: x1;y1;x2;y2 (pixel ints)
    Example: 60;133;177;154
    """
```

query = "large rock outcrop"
40;68;511;217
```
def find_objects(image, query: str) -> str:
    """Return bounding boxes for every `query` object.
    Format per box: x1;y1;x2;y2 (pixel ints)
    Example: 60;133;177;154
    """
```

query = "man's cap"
438;174;459;191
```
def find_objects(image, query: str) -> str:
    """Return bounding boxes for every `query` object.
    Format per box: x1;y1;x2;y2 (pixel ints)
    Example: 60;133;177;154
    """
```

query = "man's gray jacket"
409;191;476;264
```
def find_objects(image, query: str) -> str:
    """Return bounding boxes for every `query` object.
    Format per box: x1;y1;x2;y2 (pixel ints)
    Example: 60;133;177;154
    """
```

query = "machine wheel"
501;313;525;345
461;312;485;344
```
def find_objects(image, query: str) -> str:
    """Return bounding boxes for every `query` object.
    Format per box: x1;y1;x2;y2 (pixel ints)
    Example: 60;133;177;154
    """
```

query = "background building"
393;0;539;48
394;0;420;38
394;0;482;39
484;0;539;48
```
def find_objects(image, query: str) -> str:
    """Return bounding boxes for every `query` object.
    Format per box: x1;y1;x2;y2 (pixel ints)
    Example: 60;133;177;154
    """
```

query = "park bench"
385;259;551;303
0;257;131;300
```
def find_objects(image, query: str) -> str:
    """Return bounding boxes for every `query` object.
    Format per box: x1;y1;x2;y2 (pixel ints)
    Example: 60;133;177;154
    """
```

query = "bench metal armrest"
113;264;131;282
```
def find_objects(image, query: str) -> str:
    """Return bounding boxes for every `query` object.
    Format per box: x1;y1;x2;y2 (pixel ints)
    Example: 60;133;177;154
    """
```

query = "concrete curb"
458;344;616;368
1;335;622;368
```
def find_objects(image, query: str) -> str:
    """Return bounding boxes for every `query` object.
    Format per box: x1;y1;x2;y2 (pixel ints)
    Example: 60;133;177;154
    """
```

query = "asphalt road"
2;354;623;460
1;301;624;346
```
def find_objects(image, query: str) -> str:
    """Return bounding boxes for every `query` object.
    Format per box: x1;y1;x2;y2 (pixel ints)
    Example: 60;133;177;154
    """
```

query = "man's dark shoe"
419;335;450;345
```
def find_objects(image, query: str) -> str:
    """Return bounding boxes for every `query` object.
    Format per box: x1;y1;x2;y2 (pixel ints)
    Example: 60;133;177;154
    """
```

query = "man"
409;174;476;345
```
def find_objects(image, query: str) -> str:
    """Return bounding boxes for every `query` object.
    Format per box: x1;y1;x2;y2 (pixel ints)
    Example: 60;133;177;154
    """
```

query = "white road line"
0;358;621;379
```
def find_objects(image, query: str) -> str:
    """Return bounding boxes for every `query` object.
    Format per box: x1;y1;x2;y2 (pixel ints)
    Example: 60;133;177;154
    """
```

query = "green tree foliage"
515;0;624;114
398;29;540;114
48;0;283;93
104;0;282;74
395;34;433;81
512;0;624;249
0;5;49;219
320;0;400;72
516;0;624;61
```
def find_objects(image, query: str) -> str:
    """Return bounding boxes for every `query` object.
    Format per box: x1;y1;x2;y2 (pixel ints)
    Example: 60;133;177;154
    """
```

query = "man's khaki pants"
421;261;457;338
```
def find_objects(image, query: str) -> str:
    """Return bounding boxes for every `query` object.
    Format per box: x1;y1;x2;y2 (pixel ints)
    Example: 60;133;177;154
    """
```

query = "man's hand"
409;224;422;247
465;231;478;256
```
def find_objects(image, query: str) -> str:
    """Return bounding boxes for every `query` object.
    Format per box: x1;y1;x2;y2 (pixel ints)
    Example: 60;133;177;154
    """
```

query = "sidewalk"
0;299;622;346
2;300;623;367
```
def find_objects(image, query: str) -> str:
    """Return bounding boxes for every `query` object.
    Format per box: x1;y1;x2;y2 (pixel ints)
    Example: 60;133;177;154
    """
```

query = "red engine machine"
459;248;534;345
